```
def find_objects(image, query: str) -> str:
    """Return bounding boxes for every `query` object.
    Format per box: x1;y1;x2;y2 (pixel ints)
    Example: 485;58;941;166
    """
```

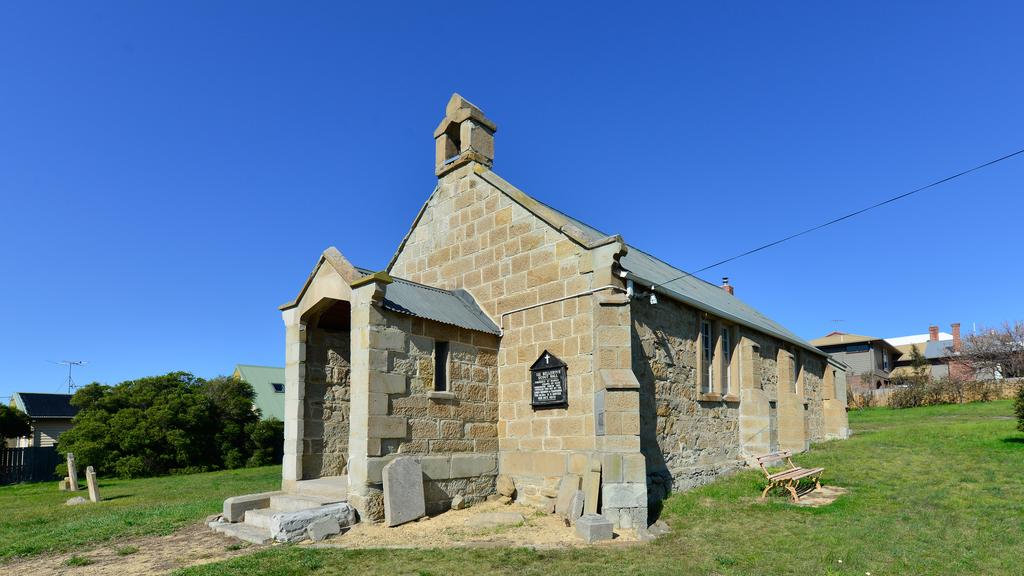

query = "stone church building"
274;95;850;529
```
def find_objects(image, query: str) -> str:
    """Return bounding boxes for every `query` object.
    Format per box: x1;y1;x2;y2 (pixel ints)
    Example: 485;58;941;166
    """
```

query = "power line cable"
654;147;1024;290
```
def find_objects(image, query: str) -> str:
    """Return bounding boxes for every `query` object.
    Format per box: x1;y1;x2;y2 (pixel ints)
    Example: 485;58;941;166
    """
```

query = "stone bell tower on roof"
434;93;496;177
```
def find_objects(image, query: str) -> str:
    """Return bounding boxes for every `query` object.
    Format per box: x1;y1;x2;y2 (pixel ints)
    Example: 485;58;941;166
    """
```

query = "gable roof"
356;268;501;335
810;332;882;347
12;392;78;419
233;364;285;421
465;169;823;355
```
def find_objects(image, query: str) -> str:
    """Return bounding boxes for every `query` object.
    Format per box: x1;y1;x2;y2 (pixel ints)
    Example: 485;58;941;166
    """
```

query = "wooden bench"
755;451;824;502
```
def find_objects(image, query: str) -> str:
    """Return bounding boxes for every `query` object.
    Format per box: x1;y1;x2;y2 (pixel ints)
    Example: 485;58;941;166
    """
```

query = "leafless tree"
959;321;1024;381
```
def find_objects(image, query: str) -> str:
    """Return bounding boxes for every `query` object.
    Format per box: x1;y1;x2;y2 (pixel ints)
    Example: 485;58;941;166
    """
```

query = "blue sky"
2;2;1022;398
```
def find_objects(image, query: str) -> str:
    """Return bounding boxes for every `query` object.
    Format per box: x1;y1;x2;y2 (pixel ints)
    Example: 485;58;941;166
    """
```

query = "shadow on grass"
100;494;131;501
1000;436;1024;445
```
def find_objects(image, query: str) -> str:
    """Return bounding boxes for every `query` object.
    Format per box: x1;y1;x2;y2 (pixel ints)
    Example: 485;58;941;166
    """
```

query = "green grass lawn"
0;465;280;561
176;401;1024;576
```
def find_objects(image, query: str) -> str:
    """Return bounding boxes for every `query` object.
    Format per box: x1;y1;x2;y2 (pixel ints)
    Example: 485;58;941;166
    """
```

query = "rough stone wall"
801;354;825;443
631;299;743;496
389;165;606;506
304;328;351;478
632;296;831;499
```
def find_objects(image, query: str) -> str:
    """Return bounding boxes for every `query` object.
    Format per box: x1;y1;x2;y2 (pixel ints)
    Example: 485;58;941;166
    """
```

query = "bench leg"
815;476;822;490
786;480;799;503
761;482;773;500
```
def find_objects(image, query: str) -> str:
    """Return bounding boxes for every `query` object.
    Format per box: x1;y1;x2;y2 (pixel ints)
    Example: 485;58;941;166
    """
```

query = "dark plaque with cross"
530;350;568;408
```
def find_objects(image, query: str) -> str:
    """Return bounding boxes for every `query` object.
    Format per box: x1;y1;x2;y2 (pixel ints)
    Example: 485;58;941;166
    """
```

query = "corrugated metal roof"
354;268;500;335
12;392;78;419
621;247;821;354
233;365;286;421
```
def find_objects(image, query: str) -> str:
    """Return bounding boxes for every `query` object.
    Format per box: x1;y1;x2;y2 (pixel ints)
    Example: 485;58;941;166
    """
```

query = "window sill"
698;393;722;402
722;394;740;403
428;391;456;401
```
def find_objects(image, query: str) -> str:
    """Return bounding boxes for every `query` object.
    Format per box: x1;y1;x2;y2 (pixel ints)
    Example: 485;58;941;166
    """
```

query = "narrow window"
721;327;732;396
434;341;449;392
701;320;713;393
792;352;801;395
271;383;285;393
882;348;890;371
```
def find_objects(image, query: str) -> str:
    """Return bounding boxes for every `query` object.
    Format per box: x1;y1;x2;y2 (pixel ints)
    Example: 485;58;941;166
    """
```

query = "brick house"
238;95;849;532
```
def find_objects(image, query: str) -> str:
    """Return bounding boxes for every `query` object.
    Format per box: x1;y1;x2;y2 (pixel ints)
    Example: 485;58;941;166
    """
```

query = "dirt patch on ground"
2;523;267;576
316;500;639;550
4;501;643;574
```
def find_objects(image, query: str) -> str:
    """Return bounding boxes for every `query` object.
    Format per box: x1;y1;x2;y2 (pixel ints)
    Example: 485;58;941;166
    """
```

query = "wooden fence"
0;446;61;485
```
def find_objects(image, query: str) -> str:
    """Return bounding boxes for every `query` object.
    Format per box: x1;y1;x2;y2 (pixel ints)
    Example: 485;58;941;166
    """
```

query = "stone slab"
65;496;87;506
464;512;524;529
85;466;101;502
306;517;342;542
66;453;79;492
209;520;272;545
383;456;425;527
575;513;614;543
270;502;357;543
602;483;647;509
554;473;581;517
582;467;601;514
223;491;283;522
568;490;585;525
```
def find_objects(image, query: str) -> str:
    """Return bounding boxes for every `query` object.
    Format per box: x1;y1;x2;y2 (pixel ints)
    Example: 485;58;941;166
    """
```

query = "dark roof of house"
357;268;501;335
12;392;78;419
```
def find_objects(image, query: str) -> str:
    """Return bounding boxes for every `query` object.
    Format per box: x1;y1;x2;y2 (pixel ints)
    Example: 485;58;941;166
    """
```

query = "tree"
0;404;32;439
57;372;269;478
1015;385;1024;433
959;321;1024;381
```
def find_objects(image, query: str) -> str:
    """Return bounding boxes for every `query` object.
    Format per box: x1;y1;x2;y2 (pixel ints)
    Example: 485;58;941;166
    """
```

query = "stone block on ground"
575;513;614;543
582;467;601;514
496;474;515;497
306;517;342;542
223;491;282;522
66;496;88;506
567;490;585;525
270;502;357;543
554;473;581;516
85;465;101;503
464;512;525;529
383;456;425;527
451;494;470;510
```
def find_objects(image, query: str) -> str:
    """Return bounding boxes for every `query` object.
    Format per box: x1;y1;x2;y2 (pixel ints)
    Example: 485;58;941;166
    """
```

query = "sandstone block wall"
389;165;612;507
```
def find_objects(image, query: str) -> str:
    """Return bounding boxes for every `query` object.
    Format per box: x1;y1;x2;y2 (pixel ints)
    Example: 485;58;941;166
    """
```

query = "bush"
1015;385;1024;433
56;372;273;478
889;377;1005;409
0;404;32;439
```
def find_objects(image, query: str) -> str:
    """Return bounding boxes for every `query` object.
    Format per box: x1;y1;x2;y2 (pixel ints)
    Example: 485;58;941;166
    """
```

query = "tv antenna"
50;360;87;394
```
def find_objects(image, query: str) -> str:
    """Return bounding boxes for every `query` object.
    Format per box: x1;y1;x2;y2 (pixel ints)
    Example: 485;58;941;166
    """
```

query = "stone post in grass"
66;452;79;492
85;466;101;503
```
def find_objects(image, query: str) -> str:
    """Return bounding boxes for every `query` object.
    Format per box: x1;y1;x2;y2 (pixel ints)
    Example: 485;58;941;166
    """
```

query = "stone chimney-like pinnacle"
434;93;497;177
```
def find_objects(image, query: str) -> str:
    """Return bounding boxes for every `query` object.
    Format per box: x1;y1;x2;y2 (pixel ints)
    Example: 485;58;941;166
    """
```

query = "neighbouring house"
809;332;903;395
232;364;286;421
9;392;78;448
888;323;972;380
221;94;850;535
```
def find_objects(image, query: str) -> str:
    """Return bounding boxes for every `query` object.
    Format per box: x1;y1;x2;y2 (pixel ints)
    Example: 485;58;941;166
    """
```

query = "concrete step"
269;493;340;512
243;508;276;530
209;520;272;545
292;476;348;501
